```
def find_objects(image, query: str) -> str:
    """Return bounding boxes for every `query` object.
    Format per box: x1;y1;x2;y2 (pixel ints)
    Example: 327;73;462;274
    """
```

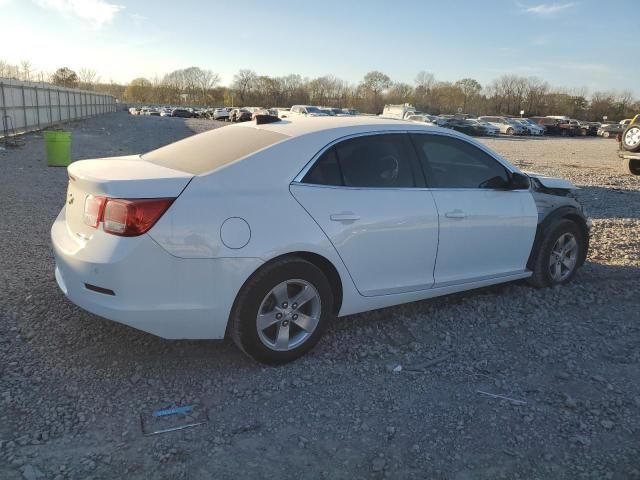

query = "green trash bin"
44;130;72;167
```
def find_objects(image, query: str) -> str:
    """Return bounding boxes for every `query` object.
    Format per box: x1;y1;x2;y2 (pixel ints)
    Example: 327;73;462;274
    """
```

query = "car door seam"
287;184;363;297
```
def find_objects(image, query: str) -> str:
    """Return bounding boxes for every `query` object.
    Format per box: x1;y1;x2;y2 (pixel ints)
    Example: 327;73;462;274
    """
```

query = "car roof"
235;115;446;138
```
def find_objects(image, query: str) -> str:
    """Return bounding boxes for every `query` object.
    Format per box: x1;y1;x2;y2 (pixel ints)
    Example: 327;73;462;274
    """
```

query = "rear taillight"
83;195;106;228
83;196;174;236
102;198;175;236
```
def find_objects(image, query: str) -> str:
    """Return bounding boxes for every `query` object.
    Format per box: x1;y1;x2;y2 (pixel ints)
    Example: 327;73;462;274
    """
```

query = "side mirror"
509;172;530;190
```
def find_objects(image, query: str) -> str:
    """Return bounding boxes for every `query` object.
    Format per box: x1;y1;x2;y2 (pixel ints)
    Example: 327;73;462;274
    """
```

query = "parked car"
529;117;578;136
287;105;329;117
251;108;272;120
320;107;350;117
229;108;252;122
478;116;526;135
382;104;418;120
440;118;485;136
171;109;195;118
566;119;598;136
407;114;436;125
512;119;544;136
465;119;500;135
273;108;290;118
213;108;230;121
597;123;624;138
51;117;590;364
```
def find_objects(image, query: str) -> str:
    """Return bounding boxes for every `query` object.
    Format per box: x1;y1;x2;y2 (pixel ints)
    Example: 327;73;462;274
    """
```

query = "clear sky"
2;0;638;96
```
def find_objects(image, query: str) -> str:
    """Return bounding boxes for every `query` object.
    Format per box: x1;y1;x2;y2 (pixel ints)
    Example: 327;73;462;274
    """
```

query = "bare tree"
78;68;99;90
360;71;391;113
232;69;258;103
20;60;32;81
455;78;481;112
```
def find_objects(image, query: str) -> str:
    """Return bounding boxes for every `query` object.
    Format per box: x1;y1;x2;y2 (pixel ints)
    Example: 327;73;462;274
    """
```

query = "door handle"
445;210;467;219
330;213;360;222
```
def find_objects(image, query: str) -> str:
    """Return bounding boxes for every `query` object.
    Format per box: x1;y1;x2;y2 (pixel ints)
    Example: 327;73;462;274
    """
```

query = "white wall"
0;78;118;136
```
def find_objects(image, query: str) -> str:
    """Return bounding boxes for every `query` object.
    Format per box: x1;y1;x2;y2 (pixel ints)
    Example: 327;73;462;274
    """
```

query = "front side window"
411;134;510;189
302;134;419;188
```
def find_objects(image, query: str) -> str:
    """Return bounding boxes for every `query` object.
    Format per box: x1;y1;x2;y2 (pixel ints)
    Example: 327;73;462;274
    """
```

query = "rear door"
290;133;440;296
410;133;538;286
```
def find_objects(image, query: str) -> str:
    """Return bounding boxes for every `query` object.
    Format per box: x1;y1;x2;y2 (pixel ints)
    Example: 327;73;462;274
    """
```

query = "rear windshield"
142;126;289;175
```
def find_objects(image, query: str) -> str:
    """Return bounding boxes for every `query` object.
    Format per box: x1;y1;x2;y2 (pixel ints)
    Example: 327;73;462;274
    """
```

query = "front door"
410;133;538;286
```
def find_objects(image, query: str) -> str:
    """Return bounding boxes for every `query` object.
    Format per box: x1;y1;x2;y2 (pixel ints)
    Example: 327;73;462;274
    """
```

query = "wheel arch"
527;206;590;270
229;251;344;332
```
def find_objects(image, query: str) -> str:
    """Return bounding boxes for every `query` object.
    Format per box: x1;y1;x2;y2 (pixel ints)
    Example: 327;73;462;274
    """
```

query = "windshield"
305;107;321;113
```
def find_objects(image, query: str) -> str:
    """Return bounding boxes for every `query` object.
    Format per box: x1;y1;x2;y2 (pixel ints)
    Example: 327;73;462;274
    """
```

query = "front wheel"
229;258;335;364
506;127;514;136
528;219;585;288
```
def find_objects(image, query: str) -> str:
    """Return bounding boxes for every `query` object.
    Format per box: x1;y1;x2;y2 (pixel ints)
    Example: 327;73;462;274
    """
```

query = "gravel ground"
1;112;639;480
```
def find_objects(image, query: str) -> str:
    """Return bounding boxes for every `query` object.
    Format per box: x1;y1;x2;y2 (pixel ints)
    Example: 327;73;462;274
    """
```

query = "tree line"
1;59;638;121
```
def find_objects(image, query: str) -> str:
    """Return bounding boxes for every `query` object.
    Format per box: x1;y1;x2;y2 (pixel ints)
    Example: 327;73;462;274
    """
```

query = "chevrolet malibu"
52;116;590;364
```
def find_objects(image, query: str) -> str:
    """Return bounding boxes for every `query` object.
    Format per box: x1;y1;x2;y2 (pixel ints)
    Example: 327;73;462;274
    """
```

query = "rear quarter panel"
148;135;361;313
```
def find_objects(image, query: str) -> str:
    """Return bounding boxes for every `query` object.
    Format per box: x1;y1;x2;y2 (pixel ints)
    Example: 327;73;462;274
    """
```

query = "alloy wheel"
256;279;322;351
549;232;579;282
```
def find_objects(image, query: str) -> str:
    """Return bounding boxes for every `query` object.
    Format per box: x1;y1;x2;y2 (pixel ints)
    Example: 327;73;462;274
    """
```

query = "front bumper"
51;207;263;339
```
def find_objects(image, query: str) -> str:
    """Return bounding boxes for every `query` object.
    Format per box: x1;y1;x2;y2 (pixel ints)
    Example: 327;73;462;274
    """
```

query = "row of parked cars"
128;105;360;121
214;105;360;122
128;106;204;118
381;104;632;138
128;104;635;144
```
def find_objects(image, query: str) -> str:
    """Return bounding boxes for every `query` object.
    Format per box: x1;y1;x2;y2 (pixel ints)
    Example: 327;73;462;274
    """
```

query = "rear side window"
303;147;342;186
302;134;420;188
143;126;288;175
411;134;509;189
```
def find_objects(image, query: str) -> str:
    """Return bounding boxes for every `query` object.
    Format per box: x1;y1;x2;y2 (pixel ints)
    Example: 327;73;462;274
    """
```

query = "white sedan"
52;117;591;364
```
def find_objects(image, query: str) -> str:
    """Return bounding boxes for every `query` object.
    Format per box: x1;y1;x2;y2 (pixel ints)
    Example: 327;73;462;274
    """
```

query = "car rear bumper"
51;207;263;339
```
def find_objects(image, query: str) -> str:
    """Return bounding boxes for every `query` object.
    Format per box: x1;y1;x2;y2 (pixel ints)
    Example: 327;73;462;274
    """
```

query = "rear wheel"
506;127;514;136
229;258;334;364
528;219;585;288
603;131;611;138
621;125;640;152
580;128;588;136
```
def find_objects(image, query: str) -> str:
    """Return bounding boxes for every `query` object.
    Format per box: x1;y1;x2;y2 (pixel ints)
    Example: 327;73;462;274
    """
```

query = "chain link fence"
0;77;118;138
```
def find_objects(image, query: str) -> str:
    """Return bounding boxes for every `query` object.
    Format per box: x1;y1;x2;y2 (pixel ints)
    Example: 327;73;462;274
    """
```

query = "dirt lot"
1;112;639;480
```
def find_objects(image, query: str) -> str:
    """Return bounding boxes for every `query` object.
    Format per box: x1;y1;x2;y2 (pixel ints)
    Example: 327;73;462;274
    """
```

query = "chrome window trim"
292;129;520;187
290;183;532;193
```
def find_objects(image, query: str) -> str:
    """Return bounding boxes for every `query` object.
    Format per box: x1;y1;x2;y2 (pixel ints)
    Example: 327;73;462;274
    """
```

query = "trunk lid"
65;155;192;239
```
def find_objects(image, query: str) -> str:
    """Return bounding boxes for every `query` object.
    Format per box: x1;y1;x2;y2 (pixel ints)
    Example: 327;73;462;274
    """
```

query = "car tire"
622;157;640;175
603;131;610;138
506;127;514;136
229;257;335;364
580;128;588;136
621;124;640;152
528;219;585;288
